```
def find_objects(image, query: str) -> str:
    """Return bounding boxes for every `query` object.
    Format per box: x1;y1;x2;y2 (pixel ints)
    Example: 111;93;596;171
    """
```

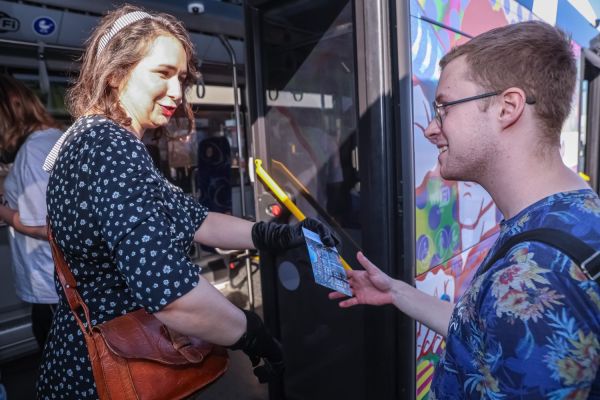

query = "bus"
244;0;600;399
0;0;598;398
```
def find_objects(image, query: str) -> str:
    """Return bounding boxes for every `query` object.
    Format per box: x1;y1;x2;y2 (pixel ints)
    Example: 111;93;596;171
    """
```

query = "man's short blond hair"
440;21;576;145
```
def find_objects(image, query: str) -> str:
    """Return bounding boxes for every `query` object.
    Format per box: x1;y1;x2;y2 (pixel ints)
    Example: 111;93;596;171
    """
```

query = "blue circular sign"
32;16;56;36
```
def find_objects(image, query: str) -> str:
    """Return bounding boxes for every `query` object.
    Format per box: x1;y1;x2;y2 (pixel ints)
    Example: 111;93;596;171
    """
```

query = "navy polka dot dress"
37;116;208;399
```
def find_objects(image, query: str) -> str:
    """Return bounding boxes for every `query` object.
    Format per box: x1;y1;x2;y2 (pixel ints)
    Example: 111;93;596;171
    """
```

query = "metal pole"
218;34;254;310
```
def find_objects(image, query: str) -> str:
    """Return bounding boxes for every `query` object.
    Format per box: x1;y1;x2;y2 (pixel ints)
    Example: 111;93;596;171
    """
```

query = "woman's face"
117;35;187;137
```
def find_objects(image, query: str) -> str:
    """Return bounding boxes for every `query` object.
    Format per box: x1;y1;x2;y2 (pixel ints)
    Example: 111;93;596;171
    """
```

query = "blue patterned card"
302;227;352;296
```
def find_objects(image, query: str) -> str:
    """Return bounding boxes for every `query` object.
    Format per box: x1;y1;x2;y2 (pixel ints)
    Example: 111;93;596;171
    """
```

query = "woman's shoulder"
73;116;135;142
69;116;154;169
66;116;146;156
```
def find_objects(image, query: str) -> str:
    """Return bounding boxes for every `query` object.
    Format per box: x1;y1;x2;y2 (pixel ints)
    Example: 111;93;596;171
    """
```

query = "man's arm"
0;205;47;240
330;252;454;337
391;277;455;337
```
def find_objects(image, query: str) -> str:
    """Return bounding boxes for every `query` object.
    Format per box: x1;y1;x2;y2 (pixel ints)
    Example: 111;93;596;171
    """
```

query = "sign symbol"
0;12;20;33
33;16;56;36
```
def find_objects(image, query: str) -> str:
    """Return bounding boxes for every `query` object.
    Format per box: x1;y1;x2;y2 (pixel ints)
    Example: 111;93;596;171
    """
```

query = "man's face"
424;56;497;183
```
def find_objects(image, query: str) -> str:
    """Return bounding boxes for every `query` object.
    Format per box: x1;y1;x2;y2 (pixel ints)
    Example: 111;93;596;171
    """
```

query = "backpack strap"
480;228;600;283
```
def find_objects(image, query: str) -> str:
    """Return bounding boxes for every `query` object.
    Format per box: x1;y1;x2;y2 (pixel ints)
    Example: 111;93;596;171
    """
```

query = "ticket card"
302;227;352;296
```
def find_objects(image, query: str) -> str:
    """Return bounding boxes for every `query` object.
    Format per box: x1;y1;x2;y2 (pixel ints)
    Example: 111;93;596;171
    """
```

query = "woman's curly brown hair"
67;4;199;133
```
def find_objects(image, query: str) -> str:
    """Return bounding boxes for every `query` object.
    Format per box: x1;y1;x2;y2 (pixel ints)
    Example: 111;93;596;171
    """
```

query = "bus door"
245;0;414;399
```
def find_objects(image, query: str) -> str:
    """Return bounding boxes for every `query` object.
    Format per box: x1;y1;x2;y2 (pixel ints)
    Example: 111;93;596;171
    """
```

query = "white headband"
97;11;154;55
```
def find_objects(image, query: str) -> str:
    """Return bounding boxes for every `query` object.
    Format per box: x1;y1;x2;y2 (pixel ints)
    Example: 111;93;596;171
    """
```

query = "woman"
0;74;61;349
38;5;336;398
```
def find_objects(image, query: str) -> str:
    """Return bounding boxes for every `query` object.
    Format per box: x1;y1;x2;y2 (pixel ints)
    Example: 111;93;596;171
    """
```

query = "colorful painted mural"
409;0;588;399
411;0;537;274
414;233;499;399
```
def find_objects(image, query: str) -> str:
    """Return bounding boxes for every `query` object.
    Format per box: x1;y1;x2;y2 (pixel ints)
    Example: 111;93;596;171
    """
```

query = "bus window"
261;0;360;253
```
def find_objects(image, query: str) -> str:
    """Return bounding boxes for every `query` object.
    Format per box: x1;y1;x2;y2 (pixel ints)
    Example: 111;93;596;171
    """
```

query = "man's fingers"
356;251;380;274
328;290;359;307
328;291;347;300
338;297;359;308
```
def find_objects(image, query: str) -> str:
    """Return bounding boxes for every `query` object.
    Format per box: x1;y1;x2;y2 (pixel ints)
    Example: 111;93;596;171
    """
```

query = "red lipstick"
160;105;176;117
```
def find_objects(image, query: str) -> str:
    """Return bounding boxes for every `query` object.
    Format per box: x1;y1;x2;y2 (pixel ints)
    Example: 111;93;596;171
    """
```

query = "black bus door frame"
244;0;417;399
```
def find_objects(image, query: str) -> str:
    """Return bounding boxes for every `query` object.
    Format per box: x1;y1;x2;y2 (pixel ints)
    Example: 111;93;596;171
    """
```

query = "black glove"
252;218;339;252
229;309;284;383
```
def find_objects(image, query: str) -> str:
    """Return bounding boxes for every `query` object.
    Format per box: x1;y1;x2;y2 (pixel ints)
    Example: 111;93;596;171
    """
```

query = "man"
330;21;599;398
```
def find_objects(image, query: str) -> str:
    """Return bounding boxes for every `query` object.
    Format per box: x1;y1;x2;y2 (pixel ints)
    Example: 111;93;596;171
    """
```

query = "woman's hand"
329;251;396;307
228;309;284;383
251;218;338;252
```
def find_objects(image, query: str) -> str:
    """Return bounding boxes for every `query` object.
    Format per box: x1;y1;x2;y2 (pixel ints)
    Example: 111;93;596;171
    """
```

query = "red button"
269;204;282;217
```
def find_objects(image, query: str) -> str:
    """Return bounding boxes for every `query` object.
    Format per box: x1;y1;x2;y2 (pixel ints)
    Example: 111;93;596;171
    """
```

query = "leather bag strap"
47;221;94;335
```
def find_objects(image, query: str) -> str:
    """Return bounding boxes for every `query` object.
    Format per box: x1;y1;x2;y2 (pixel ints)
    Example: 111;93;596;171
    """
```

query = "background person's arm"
330;252;454;337
0;205;47;240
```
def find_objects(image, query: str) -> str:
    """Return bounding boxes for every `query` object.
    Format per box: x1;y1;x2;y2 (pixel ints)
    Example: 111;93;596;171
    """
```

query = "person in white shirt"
0;74;62;349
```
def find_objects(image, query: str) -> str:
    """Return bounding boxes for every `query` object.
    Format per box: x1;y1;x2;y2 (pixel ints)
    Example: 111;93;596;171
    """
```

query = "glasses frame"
432;90;501;128
431;90;536;128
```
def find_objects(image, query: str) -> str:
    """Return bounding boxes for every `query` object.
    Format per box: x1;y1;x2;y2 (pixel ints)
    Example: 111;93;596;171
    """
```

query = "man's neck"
480;149;589;220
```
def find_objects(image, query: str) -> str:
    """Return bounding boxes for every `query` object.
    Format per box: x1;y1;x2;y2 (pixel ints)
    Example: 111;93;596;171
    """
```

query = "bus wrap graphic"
408;0;583;398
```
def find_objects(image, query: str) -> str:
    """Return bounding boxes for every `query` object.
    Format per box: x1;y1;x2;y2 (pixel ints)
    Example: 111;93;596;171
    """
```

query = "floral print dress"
431;190;600;399
37;116;208;399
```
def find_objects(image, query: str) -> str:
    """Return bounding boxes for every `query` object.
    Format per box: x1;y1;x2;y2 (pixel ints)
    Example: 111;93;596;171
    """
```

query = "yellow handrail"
254;159;352;271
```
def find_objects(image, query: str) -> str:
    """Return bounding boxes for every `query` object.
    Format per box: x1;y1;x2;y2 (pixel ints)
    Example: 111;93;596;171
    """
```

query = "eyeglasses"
432;90;536;128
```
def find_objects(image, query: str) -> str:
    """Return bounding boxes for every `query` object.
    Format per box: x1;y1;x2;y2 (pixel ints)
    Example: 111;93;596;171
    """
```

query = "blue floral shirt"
431;189;600;399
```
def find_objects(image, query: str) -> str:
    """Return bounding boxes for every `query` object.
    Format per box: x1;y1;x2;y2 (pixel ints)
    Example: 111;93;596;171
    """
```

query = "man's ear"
498;88;526;129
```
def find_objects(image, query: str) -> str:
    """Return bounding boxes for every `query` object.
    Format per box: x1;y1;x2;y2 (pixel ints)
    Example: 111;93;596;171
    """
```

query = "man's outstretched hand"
328;251;396;307
330;252;455;337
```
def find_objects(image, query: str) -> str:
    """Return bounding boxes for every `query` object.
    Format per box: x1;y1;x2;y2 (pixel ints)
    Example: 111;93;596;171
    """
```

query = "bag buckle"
581;251;600;281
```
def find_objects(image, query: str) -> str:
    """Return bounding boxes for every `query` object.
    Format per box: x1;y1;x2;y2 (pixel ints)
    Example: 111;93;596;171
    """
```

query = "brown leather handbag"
47;226;229;400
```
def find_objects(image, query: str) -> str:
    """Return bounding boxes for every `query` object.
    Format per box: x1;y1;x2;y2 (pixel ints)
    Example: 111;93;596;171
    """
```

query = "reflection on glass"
261;0;360;254
142;111;253;219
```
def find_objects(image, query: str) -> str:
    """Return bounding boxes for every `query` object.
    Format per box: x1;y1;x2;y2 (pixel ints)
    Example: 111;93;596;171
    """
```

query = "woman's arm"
155;275;284;383
0;205;47;240
194;212;255;249
193;212;339;252
154;274;246;345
